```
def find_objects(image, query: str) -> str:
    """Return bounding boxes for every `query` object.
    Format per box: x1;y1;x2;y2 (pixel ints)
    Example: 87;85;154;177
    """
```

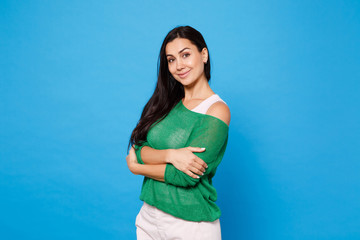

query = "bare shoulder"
206;101;231;126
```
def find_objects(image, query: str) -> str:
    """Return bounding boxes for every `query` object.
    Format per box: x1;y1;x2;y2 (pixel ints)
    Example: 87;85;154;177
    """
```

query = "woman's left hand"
126;146;139;174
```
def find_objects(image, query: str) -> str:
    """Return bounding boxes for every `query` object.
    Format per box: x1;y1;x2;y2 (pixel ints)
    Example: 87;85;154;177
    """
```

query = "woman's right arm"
138;146;171;164
134;144;208;178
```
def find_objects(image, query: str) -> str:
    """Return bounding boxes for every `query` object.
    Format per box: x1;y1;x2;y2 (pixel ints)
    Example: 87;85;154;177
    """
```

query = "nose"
176;58;185;71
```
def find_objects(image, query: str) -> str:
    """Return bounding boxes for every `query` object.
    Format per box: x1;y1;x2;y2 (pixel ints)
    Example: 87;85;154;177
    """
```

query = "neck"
183;75;214;101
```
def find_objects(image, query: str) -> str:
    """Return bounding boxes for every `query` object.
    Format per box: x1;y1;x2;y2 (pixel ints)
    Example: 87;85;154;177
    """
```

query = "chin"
179;75;199;86
177;78;195;86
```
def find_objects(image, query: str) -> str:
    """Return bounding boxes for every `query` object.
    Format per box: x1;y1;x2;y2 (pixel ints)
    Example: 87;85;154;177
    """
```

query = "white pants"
135;202;222;240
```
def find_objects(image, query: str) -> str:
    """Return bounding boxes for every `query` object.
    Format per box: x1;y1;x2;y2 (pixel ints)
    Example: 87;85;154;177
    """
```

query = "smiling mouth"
178;70;190;78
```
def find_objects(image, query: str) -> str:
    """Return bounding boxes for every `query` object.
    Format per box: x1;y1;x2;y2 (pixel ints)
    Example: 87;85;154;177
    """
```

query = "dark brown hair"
127;25;211;152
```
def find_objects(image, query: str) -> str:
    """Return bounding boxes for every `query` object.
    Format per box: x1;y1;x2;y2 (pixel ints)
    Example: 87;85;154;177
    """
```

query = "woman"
126;25;231;240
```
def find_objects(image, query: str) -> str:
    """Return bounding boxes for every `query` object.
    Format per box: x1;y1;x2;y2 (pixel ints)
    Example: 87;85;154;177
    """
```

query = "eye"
183;53;190;58
168;58;174;63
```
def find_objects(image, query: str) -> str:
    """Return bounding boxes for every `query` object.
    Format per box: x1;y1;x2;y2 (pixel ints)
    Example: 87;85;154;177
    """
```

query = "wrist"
131;162;142;175
165;149;174;164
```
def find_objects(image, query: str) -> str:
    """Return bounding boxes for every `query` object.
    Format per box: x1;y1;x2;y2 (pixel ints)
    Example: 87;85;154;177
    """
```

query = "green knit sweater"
134;99;229;222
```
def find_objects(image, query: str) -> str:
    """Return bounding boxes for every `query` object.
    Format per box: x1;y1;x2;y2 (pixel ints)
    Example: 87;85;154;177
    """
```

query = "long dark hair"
127;25;211;153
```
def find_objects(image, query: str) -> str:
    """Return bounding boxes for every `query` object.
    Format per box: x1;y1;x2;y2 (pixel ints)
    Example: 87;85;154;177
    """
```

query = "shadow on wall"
215;128;280;239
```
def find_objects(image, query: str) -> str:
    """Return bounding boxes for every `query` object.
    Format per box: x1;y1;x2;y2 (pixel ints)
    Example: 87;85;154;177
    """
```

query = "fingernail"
197;176;200;178
201;148;205;150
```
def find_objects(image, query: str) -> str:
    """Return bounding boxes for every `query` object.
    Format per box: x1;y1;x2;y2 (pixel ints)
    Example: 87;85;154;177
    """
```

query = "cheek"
168;65;179;79
192;60;204;72
168;63;175;73
188;57;202;68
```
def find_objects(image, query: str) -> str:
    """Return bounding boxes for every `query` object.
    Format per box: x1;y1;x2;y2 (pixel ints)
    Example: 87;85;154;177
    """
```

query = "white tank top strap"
191;94;227;114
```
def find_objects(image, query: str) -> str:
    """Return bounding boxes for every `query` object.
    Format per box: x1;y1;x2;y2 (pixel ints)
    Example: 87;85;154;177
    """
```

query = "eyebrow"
166;47;191;57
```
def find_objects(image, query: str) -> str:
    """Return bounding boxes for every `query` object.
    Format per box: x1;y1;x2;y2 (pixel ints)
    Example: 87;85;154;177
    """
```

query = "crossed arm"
126;145;207;182
126;152;167;182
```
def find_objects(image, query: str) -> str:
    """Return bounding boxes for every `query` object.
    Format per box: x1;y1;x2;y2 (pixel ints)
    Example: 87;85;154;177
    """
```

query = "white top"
190;94;227;114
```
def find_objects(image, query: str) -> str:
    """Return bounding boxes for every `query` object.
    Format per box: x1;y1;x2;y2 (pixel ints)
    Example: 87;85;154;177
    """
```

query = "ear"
201;47;208;63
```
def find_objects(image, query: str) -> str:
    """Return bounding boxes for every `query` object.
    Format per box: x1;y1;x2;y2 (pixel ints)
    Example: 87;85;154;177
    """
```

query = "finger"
185;170;200;179
187;146;206;152
192;161;206;173
189;166;204;176
195;157;208;168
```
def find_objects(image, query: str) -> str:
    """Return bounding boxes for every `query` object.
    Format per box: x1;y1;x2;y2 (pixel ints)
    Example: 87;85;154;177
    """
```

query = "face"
165;38;208;86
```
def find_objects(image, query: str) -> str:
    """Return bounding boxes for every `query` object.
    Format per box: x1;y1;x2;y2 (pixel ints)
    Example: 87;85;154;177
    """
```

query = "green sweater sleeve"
134;141;151;164
164;118;229;187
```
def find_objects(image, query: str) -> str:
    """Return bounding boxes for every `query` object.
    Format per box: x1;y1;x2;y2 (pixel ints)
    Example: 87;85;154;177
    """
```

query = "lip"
178;70;190;78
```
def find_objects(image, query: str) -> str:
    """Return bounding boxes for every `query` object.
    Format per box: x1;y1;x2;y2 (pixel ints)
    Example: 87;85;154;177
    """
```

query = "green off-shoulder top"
134;99;229;222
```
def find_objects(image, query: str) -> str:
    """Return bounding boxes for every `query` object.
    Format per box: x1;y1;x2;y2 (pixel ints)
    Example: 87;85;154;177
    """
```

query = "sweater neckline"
182;94;217;111
178;99;229;129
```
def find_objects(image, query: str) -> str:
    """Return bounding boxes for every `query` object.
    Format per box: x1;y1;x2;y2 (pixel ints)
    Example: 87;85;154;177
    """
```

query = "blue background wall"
1;1;359;239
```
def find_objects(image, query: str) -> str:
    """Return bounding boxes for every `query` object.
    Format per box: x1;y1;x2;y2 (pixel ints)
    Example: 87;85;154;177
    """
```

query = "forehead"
165;38;196;54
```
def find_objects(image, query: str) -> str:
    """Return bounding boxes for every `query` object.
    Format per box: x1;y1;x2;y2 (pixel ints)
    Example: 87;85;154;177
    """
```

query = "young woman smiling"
126;25;230;240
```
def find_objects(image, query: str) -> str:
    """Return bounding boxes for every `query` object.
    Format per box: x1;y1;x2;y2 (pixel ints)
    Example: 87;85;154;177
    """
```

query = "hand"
167;147;208;179
126;146;139;174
